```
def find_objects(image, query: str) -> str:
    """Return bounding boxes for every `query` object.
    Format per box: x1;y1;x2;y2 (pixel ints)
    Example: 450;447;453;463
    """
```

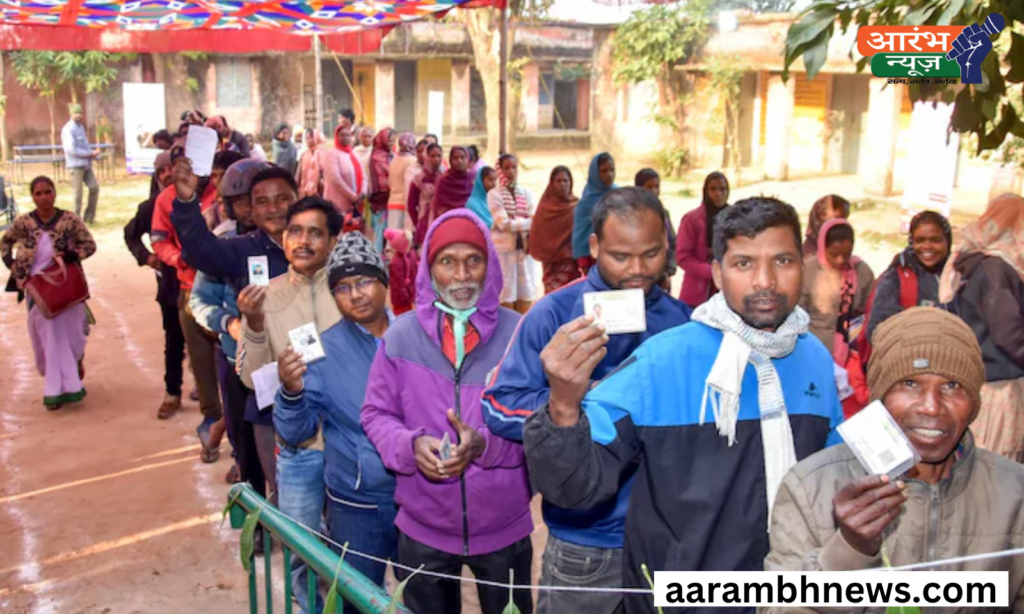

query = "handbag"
24;258;90;318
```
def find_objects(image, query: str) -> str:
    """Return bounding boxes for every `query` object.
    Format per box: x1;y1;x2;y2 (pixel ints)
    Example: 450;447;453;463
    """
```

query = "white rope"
242;499;1024;594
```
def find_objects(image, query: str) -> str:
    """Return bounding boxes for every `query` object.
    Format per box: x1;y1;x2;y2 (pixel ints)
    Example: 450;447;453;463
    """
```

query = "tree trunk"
460;8;503;158
47;96;55;147
0;51;7;163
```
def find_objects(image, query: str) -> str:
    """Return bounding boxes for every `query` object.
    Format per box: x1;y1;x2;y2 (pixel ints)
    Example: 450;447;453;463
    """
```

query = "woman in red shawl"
415;146;474;248
529;166;580;293
409;143;444;248
368;128;396;250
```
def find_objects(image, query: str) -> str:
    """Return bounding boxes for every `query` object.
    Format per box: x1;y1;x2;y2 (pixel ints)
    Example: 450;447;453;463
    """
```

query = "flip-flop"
196;422;219;464
225;464;241;484
201;445;220;464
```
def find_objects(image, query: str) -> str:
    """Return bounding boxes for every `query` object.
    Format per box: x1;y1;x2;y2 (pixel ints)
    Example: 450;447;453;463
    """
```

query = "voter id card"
248;255;270;286
837;400;920;478
288;323;326;364
583;289;647;335
440;432;453;461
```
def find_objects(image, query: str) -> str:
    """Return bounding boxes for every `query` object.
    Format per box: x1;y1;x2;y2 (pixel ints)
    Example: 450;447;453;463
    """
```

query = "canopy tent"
0;0;502;52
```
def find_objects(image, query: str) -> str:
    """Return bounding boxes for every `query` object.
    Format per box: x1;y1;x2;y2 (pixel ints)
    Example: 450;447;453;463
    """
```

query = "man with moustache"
483;187;692;614
274;232;397;613
524;197;846;614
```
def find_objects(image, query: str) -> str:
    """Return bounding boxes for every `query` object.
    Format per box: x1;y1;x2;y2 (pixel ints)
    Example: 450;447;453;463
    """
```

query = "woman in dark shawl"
271;123;298;175
416;146;474;247
529;166;580;293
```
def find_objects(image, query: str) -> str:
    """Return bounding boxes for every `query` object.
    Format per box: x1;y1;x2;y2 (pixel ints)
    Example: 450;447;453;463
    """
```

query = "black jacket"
952;252;1024;382
865;248;945;342
124;198;180;306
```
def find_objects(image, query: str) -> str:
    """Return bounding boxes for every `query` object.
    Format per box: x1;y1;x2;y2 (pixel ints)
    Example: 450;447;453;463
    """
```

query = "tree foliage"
611;0;712;85
782;0;1024;153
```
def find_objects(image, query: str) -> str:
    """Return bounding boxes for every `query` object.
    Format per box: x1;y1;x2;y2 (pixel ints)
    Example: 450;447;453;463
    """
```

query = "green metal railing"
227;483;412;614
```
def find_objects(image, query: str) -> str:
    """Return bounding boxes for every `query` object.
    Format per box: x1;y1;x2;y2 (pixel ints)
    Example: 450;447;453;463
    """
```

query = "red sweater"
388;251;418;314
151;183;216;290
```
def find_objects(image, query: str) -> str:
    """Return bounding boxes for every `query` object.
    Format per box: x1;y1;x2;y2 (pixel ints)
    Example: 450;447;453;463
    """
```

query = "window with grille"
216;58;252;108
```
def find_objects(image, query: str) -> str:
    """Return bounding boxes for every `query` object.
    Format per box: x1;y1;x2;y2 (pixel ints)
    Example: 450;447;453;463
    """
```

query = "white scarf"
691;292;810;525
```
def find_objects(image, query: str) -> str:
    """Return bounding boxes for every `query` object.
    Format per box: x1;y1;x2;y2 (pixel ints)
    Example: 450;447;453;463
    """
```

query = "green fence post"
265;528;274;614
249;548;259;614
283;547;293;614
308;567;317;614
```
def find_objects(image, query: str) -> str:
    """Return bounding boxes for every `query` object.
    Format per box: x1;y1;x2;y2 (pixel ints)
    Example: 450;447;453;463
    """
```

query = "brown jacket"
764;432;1024;613
801;256;874;356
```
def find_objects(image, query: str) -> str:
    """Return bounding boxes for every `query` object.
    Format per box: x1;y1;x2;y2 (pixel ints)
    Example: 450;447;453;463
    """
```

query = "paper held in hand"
251;362;281;412
184;125;218;177
583;288;647;335
248;255;270;286
837;400;920;478
288;323;326;364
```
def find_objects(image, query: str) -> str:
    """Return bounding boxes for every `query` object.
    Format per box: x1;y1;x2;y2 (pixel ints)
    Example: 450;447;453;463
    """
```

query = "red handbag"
24;258;90;318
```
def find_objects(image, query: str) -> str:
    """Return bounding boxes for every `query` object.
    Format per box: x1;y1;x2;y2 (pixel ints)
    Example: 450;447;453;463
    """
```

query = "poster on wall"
428;91;445;141
123;83;166;175
900;101;959;232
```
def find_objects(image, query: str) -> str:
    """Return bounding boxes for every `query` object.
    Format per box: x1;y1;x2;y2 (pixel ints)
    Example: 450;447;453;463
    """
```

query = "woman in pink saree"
1;176;96;409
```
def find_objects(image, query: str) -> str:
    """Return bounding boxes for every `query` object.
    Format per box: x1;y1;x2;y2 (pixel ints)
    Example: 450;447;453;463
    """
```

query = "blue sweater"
274;319;396;506
482;267;692;548
171;196;289;292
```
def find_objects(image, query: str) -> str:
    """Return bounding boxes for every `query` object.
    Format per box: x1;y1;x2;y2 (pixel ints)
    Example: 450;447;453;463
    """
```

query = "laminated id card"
837;400;920;478
248;255;270;286
287;323;326;364
583;289;647;335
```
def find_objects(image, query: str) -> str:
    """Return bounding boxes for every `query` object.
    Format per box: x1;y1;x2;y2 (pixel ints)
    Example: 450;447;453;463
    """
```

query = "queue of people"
5;101;1024;614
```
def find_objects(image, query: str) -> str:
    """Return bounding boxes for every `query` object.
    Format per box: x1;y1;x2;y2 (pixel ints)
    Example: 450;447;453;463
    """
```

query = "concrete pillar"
765;73;794;181
576;79;590;131
374;61;395;129
752;71;765;165
522;61;540;133
864;78;903;196
450;60;471;136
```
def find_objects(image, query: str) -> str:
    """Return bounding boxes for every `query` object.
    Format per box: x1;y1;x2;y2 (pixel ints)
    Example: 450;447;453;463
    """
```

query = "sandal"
225;464;241;484
45;402;63;411
201;446;220;463
196;421;220;464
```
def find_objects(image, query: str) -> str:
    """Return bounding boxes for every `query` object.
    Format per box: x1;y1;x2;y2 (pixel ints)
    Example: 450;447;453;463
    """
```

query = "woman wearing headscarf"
803;194;851;257
322;123;363;216
296;128;326;198
529;165;580;293
940;193;1024;461
271;123;298;175
571;153;615;274
675;171;730;309
416;146;474;249
387;132;419;231
465;166;497;230
409;143;444;248
368;128;396;251
354;126;374;180
865;210;953;343
2;176;96;410
292;122;307;159
488;153;538;313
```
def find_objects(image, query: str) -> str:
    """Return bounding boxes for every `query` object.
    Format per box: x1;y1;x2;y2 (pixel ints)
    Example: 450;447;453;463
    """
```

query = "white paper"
583;289;647;335
288;323;326;364
834;363;854;401
428;91;445;141
252;362;281;411
184;125;218;177
837;400;920;478
248;255;270;287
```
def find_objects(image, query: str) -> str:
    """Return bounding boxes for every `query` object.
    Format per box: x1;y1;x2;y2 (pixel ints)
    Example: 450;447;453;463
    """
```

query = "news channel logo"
858;13;1004;83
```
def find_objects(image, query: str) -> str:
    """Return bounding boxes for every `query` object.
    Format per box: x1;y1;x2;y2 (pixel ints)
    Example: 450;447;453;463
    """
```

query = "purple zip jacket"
361;209;532;557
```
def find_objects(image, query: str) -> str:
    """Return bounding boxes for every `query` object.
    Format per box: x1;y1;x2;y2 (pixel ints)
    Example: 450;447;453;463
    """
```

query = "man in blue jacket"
524;197;845;614
483;187;690;614
274;232;397;613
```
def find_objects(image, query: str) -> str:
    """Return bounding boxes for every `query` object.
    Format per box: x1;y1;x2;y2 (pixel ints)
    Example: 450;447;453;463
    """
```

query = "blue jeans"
277;446;326;614
326;492;398;614
536;535;624;614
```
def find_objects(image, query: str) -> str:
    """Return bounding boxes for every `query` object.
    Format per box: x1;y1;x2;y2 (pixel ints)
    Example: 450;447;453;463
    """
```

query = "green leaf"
221;488;243;529
936;0;967;25
885;607;925;614
786;10;837;49
839;6;853;31
1006;32;1024;83
641;563;665;614
386;564;425;614
239;507;263;573
904;3;939;26
323;542;350;614
801;26;833;79
856;7;871;27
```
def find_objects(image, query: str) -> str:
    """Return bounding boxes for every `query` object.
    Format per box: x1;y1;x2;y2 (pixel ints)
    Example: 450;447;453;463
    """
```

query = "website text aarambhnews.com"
653;572;1008;608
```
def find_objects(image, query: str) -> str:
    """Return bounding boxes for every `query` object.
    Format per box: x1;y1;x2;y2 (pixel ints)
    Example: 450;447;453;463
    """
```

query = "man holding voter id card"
524;197;844;614
765;307;1024;611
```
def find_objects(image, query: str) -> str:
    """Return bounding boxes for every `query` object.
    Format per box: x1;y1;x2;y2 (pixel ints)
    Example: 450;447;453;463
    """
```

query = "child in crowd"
383;228;417;315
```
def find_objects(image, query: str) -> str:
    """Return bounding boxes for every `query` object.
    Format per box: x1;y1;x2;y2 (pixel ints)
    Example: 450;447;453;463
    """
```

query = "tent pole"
498;4;508;154
314;34;324;134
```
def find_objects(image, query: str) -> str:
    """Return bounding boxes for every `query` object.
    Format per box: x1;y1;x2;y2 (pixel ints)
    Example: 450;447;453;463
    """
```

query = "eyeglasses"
333;277;377;296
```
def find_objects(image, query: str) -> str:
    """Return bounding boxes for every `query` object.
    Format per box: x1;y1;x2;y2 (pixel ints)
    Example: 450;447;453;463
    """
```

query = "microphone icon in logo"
945;13;1005;84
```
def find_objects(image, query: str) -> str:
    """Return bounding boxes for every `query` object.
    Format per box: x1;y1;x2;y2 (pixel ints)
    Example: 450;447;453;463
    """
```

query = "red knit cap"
428;216;488;265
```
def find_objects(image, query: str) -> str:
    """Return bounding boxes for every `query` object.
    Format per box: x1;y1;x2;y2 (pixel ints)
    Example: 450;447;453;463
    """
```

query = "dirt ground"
0;152;992;613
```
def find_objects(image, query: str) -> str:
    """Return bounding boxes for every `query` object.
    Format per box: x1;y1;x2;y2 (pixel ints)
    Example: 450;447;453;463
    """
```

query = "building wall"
415;58;451;135
353;61;376;128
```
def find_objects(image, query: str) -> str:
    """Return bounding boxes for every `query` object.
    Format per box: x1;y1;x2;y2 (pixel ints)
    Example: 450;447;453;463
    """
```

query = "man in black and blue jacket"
483;187;691;614
524;197;845;614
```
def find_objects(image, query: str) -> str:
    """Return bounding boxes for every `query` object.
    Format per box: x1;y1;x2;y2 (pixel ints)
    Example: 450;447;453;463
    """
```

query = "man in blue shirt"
61;103;100;224
483;187;691;614
275;232;397;614
524;197;844;614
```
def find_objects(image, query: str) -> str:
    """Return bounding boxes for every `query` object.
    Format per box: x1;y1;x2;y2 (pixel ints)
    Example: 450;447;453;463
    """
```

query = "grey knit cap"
328;232;389;289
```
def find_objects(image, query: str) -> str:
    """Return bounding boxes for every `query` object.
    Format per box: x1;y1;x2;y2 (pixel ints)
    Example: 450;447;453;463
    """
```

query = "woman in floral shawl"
2;176;96;410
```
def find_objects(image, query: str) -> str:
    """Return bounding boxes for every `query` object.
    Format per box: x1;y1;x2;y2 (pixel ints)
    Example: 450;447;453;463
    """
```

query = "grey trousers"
537;535;624;614
70;167;99;223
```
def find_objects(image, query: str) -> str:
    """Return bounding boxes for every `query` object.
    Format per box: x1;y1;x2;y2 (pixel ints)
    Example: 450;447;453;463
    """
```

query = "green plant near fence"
226;483;412;614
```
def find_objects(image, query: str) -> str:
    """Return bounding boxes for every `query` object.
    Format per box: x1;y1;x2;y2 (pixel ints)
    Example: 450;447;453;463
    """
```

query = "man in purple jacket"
361;210;533;614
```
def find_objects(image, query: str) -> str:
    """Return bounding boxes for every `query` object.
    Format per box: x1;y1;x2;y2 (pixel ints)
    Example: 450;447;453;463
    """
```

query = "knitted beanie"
328;231;389;289
868;307;985;418
427;216;487;266
384;228;411;255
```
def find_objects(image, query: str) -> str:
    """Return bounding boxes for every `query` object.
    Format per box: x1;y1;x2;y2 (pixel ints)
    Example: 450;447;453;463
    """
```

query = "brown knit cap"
868;307;985;418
